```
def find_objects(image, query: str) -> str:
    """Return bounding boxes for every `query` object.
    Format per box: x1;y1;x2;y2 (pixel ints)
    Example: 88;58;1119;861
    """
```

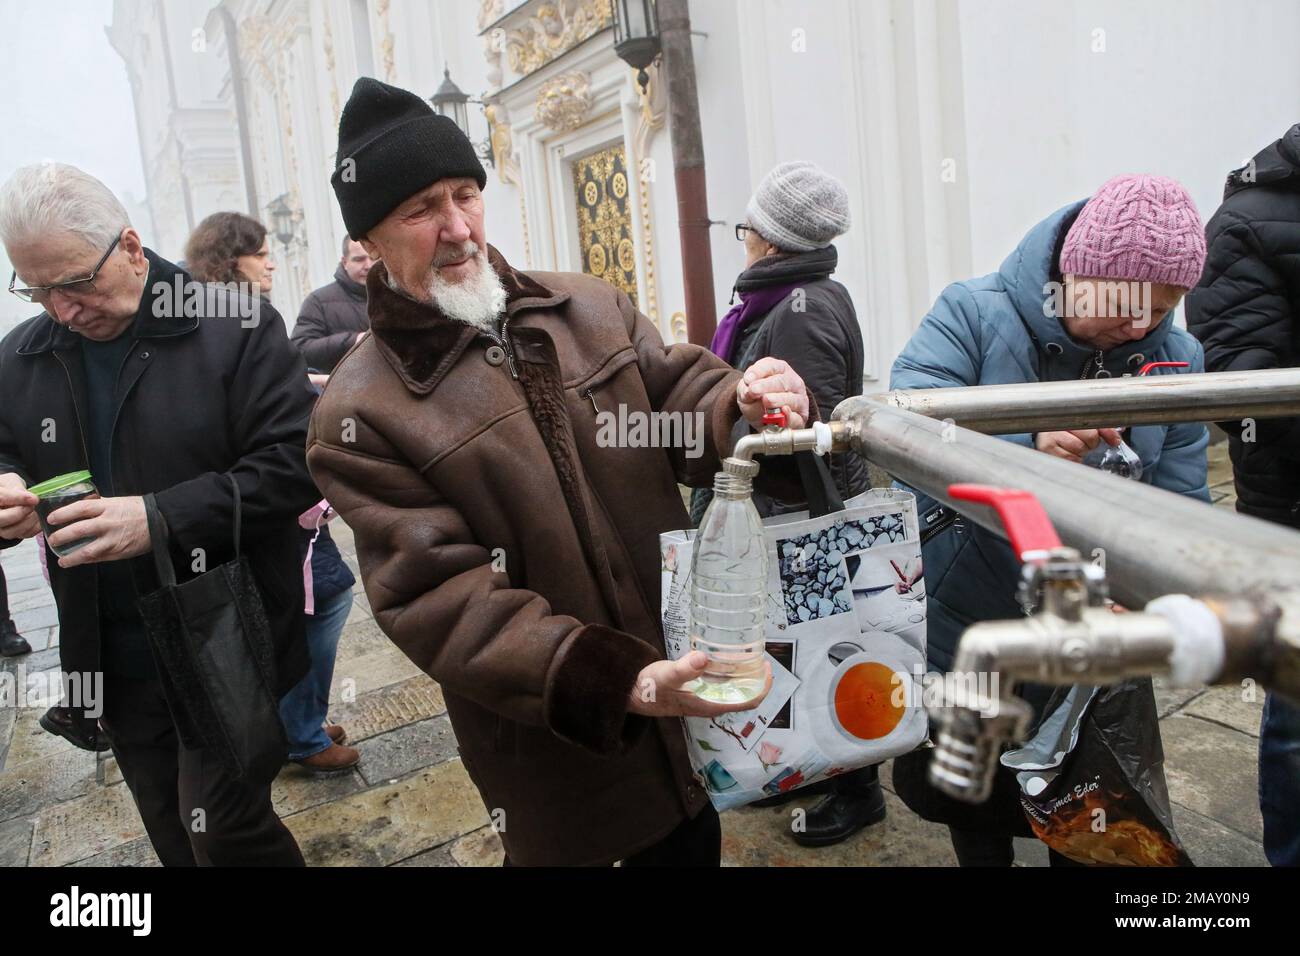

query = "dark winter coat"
694;245;870;521
290;266;369;372
0;251;319;728
1186;124;1300;529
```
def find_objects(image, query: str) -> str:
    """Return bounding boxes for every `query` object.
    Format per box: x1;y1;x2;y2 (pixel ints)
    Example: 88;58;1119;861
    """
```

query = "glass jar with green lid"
27;470;98;557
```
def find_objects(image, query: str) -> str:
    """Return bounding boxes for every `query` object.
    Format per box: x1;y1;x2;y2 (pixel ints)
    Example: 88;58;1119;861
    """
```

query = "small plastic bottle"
1081;361;1189;481
1082;435;1144;480
689;457;768;704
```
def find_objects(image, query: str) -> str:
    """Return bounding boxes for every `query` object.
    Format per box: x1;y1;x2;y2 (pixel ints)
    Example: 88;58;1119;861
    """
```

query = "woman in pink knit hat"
888;173;1211;867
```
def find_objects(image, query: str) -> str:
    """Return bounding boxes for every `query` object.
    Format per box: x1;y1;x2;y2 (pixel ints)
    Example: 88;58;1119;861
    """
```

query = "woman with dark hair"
184;211;276;292
184;213;360;774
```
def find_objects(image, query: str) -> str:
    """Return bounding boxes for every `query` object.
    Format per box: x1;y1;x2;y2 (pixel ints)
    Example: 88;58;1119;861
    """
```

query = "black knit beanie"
331;77;487;239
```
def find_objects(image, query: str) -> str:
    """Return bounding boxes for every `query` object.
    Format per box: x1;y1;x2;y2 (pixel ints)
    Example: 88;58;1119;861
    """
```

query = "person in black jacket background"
185;213;362;778
696;160;879;847
289;235;372;372
0;163;318;866
1187;124;1300;867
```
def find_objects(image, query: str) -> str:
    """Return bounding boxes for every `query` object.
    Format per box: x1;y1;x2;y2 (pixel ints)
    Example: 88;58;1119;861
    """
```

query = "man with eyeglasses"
0;162;318;865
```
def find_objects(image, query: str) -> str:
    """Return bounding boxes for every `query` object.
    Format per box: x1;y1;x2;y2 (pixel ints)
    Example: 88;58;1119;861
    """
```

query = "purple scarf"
710;282;802;365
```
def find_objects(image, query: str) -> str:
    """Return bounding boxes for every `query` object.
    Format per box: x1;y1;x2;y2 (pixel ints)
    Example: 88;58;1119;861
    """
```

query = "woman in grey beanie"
700;161;881;847
744;160;853;253
706;160;867;508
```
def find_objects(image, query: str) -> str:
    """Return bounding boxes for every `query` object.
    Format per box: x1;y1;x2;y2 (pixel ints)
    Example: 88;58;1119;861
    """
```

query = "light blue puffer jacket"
891;201;1210;670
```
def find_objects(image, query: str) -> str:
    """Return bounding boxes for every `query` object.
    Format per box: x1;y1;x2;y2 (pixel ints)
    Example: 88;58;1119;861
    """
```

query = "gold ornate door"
572;143;638;307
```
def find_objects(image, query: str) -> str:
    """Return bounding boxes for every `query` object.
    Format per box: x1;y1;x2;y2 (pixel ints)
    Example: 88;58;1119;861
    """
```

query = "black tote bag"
794;449;845;520
138;478;288;781
690;448;847;525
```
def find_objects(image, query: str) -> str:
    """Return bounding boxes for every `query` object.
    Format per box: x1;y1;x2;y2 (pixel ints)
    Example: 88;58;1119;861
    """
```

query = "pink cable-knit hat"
1060;174;1207;289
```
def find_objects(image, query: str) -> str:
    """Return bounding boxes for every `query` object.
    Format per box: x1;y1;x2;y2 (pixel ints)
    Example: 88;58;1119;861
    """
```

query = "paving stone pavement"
0;442;1273;866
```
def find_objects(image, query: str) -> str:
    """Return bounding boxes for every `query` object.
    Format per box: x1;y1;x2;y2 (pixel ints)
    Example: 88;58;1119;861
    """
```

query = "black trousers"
99;673;304;867
622;803;721;867
503;803;722;867
829;764;880;796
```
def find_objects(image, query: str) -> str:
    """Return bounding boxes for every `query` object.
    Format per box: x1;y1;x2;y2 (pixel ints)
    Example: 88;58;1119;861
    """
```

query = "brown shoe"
325;724;347;744
294;743;360;775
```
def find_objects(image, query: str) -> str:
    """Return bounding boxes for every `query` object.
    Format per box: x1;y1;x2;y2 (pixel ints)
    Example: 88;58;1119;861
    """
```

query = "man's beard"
425;241;507;332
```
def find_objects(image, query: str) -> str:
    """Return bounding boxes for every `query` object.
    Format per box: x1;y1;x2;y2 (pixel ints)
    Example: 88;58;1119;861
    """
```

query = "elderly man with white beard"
307;78;815;867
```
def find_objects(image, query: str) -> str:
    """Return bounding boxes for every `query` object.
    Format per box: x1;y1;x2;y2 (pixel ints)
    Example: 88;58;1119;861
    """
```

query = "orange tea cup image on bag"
28;470;99;557
830;655;908;741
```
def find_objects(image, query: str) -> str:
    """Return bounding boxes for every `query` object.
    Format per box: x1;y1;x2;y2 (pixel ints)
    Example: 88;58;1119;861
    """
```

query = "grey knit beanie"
745;161;850;252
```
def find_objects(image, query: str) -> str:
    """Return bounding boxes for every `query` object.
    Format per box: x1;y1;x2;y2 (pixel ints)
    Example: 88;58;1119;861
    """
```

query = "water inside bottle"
690;578;768;703
689;479;768;705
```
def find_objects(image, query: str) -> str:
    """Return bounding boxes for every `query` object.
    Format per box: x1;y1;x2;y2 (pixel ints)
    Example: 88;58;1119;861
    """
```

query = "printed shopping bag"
661;487;929;811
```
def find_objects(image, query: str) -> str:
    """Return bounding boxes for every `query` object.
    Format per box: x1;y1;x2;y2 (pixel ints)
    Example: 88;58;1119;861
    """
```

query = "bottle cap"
721;457;760;478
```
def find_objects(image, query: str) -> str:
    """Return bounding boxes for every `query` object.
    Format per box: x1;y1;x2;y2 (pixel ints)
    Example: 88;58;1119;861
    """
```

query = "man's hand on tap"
737;358;810;429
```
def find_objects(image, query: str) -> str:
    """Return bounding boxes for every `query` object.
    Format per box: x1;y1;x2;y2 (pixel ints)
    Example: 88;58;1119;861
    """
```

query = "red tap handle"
1137;361;1189;376
948;483;1062;563
761;406;788;428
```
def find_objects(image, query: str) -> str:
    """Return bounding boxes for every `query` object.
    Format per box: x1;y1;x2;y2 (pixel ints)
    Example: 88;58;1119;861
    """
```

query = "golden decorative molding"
670;311;688;344
535;70;593;132
376;0;395;81
483;35;503;91
485;104;522;187
232;8;310;293
518;194;534;269
573;143;639;306
323;13;340;129
633;60;666;160
237;15;276;86
478;0;505;31
632;59;665;325
274;49;301;208
506;0;612;77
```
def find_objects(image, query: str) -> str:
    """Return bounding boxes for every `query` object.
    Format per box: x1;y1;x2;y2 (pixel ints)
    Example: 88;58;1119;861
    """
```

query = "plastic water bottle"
1080;362;1185;481
1082;435;1143;480
689;458;768;704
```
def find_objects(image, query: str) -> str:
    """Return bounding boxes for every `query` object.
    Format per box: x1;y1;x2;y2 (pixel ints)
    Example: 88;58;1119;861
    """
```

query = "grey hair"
0;162;130;253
